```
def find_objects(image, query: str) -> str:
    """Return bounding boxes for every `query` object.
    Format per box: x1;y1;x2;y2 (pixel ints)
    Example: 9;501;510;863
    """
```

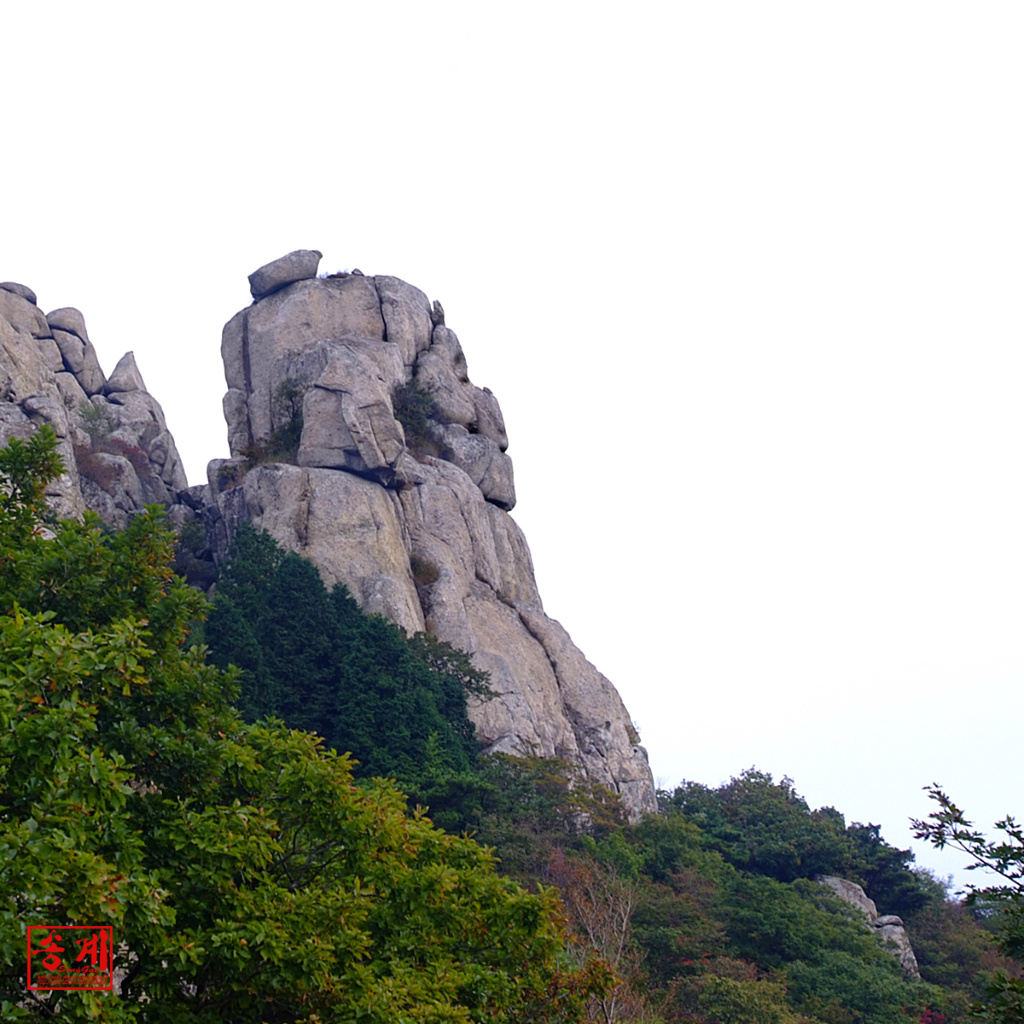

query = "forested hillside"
3;429;1021;1023
200;520;1021;1023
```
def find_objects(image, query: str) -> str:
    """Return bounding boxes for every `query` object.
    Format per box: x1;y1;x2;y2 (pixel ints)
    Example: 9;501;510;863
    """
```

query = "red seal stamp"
27;925;114;991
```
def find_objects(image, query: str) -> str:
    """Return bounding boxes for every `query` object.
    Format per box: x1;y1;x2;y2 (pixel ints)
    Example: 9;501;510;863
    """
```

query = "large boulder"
819;876;921;977
104;351;147;394
46;307;106;395
248;249;323;299
296;339;407;481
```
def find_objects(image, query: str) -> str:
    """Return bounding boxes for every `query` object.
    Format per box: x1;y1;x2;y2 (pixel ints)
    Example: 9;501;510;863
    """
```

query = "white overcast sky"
5;2;1023;891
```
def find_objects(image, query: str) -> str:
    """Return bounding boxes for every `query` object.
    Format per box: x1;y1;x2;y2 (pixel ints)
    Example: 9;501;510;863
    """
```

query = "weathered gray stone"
208;457;249;496
105;351;147;394
876;920;920;977
22;394;71;436
77;345;106;395
0;400;34;443
472;386;508;450
60;369;188;523
104;390;167;445
518;605;655;795
46;307;90;343
54;371;89;415
296;340;406;479
52;327;106;395
0;299;85;520
221;308;247;392
179;483;211;511
819;876;878;919
223;388;250;454
0;282;192;529
52;329;86;374
375;276;434;367
416;349;476;426
438;424;515;509
248;249;323;299
86;452;144;507
231;463;426;633
105;389;188;494
429;325;470;380
819;876;921;977
240;277;387;448
37;337;65;373
0;289;50;339
0;282;37;305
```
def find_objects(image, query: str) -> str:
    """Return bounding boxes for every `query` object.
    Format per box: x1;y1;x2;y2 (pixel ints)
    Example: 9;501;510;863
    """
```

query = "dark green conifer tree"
257;552;339;740
206;524;480;790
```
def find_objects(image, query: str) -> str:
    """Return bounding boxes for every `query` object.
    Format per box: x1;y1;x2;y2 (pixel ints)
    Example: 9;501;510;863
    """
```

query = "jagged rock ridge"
0;282;196;530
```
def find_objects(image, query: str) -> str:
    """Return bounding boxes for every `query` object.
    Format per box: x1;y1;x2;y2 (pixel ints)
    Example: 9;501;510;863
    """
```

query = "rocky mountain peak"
209;250;657;819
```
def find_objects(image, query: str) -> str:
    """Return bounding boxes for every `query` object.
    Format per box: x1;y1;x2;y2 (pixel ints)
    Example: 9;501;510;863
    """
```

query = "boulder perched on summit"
248;248;324;300
210;252;658;820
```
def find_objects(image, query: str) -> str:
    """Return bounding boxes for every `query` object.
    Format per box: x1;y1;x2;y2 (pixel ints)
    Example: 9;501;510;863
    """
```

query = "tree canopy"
914;787;1024;1023
204;524;486;787
667;768;931;916
0;427;608;1023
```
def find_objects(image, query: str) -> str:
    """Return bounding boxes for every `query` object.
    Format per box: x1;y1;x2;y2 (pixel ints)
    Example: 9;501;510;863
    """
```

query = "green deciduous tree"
0;428;608;1023
667;768;931;920
667;769;856;883
914;787;1024;1023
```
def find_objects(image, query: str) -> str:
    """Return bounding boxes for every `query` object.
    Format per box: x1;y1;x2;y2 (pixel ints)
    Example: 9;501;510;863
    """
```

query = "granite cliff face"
209;251;658;819
0;256;658;821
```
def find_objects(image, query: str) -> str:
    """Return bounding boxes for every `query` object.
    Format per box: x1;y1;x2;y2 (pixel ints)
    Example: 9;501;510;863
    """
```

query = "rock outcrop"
208;251;658;820
0;282;196;532
819;876;921;977
0;257;658;822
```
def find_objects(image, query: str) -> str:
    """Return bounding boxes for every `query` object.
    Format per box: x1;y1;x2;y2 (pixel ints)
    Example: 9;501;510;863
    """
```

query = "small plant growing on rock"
241;379;305;466
269;378;304;456
177;519;206;555
78;400;113;442
216;461;245;489
393;378;442;460
104;437;159;486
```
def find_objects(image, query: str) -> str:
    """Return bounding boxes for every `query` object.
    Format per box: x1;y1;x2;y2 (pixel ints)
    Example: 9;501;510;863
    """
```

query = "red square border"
27;925;114;992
